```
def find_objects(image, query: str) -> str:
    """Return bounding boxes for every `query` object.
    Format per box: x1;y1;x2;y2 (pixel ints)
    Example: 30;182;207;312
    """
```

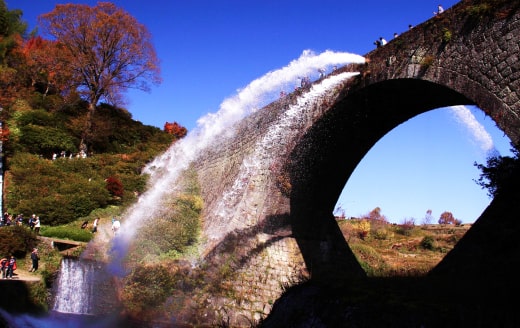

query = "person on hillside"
1;258;8;279
29;214;36;230
16;214;23;226
379;37;387;45
112;219;121;236
92;217;99;233
6;256;16;279
34;216;41;234
29;248;40;272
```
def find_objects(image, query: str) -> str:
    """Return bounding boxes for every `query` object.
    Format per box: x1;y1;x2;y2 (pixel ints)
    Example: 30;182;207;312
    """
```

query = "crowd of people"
374;4;444;48
0;248;39;279
1;256;17;279
1;212;41;280
81;216;121;236
1;212;41;234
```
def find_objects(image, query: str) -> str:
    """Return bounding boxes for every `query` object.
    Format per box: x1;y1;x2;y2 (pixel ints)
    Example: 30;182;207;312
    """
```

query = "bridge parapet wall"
360;0;520;144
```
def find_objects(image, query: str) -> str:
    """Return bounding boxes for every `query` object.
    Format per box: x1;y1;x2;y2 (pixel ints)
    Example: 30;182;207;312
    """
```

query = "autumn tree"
38;2;161;152
362;207;388;222
0;0;28;105
106;175;124;198
20;36;73;97
0;0;27;62
438;211;457;225
164;121;188;140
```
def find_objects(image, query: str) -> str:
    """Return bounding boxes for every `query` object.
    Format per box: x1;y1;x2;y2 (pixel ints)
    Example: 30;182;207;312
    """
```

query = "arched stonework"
188;1;519;325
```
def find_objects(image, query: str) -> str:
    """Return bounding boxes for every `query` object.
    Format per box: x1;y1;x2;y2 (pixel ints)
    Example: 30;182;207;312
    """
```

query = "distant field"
337;219;470;276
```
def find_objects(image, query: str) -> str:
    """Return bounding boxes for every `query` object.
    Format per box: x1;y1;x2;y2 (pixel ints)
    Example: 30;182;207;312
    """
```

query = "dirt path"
4;221;117;282
81;221;117;262
4;268;41;282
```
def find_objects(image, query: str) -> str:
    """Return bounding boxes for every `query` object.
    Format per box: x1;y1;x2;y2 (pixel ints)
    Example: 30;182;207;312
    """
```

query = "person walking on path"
112;219;121;236
6;256;16;279
1;258;7;279
92;217;99;233
29;248;40;272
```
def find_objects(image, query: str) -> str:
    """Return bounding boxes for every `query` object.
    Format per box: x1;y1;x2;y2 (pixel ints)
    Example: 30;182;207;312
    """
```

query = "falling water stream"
52;258;96;314
0;50;364;327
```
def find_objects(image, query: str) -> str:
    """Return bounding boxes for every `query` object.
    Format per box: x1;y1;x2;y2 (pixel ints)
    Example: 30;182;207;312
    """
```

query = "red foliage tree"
105;176;124;197
21;36;72;97
164;121;187;139
39;2;161;152
438;211;456;225
362;207;388;222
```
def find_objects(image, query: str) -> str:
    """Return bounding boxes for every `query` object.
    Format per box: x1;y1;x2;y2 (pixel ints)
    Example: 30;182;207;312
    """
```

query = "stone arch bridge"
187;0;519;325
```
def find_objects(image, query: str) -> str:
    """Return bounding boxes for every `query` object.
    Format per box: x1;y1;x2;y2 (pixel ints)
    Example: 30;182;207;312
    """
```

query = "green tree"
0;0;27;60
0;0;29;106
38;2;161;153
474;147;520;198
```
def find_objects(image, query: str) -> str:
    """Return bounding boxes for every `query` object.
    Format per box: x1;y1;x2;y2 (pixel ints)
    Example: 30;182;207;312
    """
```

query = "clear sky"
12;1;513;224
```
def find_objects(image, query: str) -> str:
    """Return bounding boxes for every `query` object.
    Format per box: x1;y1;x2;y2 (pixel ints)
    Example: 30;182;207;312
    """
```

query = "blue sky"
12;1;513;224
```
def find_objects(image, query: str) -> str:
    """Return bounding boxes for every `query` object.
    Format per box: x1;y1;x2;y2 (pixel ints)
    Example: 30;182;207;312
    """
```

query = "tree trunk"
79;102;96;155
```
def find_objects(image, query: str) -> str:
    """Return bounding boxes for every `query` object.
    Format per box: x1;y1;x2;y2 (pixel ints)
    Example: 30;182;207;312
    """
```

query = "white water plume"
449;105;496;156
108;49;364;275
209;72;360;240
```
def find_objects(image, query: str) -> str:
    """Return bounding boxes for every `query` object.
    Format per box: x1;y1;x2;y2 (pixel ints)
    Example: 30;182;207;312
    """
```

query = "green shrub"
466;3;492;18
420;235;435;250
121;265;176;314
420;55;435;72
395;219;416;236
350;243;388;276
39;225;93;242
373;228;392;240
0;226;38;258
129;168;202;261
441;28;452;43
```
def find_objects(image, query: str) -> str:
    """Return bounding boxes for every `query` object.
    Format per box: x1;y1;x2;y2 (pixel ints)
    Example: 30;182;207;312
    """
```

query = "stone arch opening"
287;77;514;281
335;105;512;224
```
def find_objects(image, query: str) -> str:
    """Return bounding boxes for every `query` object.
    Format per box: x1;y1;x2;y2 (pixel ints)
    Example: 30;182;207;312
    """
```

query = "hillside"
337;219;470;277
259;221;477;327
2;97;177;226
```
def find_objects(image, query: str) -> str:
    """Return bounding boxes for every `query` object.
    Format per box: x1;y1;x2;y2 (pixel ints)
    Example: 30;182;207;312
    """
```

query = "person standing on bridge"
434;4;444;15
29;248;39;272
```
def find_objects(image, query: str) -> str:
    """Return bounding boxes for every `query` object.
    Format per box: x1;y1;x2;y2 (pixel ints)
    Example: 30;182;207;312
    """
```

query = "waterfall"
52;258;97;314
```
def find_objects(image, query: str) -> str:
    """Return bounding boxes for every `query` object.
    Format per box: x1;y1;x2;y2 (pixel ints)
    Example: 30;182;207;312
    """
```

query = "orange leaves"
438;211;457;225
164;121;187;139
21;36;71;95
38;2;161;108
